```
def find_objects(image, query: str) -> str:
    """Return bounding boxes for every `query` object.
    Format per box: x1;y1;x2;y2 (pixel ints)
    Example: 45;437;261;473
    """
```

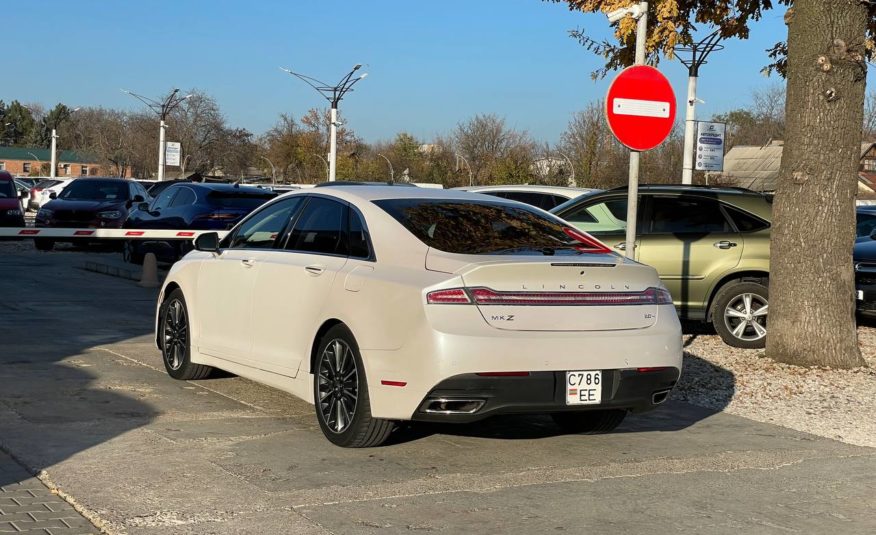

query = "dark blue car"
123;183;276;263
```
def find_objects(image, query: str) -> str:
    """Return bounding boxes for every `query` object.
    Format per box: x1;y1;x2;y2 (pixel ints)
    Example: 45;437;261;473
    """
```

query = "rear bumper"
412;367;680;423
361;305;683;421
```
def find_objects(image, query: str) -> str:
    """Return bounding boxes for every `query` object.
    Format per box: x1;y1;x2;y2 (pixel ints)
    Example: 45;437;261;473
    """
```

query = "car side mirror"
194;232;220;253
132;194;145;203
49;192;57;199
138;202;150;211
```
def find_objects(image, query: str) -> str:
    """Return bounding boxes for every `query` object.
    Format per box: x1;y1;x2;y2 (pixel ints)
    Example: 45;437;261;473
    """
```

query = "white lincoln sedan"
156;184;682;447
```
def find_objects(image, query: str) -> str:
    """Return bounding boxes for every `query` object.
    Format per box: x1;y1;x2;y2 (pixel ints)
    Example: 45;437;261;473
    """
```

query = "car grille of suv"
53;210;93;224
855;263;876;287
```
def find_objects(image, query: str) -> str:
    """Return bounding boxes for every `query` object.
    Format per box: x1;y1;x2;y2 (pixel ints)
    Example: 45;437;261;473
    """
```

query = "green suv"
552;186;772;348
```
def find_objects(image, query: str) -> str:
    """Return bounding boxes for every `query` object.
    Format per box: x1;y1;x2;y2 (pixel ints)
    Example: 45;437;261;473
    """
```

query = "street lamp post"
260;156;277;183
26;152;43;175
455;153;474;186
50;107;81;179
674;30;723;185
122;88;193;181
377;153;394;183
281;64;368;182
312;153;330;181
558;152;576;187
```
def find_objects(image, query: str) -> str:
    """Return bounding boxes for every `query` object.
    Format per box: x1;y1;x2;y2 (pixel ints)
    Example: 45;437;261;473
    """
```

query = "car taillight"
428;287;672;306
426;288;472;304
562;227;611;254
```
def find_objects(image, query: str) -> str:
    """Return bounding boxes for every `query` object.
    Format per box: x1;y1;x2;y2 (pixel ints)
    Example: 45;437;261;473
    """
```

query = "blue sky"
8;1;804;144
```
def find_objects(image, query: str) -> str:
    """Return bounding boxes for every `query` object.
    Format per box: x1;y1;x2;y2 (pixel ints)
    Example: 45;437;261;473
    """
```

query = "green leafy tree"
552;0;873;368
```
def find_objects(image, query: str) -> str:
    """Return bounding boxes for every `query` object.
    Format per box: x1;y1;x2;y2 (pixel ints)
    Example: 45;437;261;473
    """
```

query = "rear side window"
374;199;591;255
208;191;276;210
170;187;196;207
348;208;371;259
286;197;348;255
724;205;770;232
648;196;732;234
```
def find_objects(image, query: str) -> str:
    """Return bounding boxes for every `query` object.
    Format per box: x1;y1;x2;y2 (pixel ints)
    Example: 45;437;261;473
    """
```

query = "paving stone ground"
0;450;97;534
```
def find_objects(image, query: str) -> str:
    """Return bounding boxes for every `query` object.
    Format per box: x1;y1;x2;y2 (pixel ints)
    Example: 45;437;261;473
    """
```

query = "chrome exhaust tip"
423;398;485;414
652;390;671;405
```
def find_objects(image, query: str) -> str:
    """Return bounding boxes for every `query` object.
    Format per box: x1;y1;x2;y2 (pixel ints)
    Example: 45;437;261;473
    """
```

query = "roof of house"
717;141;875;192
0;147;101;164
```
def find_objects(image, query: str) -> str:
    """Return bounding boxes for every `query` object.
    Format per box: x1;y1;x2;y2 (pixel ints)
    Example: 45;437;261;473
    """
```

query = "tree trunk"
766;0;868;368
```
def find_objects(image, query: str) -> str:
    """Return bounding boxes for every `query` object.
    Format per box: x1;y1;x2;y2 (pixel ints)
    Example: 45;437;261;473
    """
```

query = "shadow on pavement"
0;245;156;488
385;352;735;446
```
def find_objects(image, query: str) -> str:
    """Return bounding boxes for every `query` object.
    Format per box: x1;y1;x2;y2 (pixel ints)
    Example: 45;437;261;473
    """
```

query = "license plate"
565;370;602;405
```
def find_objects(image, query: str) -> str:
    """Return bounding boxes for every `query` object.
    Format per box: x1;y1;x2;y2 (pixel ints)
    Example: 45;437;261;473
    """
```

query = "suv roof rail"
607;184;760;194
314;180;417;188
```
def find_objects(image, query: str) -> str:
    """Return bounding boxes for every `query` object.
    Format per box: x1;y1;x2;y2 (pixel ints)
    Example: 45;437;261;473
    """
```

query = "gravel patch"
674;324;876;448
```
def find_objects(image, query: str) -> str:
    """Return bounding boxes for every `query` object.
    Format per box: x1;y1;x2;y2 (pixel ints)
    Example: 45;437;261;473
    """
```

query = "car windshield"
0;181;15;198
374;198;601;255
207;191;276;210
60;180;128;201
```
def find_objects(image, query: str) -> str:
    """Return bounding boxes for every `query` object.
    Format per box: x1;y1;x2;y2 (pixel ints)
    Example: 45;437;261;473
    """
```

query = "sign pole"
624;2;647;259
681;74;698;185
158;120;166;182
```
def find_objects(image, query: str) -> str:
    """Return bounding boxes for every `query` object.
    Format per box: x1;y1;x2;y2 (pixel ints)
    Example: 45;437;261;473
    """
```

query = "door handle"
614;242;636;251
241;258;256;268
305;264;325;276
713;240;738;250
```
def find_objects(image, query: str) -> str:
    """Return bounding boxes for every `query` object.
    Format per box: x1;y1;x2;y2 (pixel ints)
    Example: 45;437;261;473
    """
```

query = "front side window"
647;196;732;234
857;212;876;238
228;197;303;249
374;199;600;255
286;197;348;255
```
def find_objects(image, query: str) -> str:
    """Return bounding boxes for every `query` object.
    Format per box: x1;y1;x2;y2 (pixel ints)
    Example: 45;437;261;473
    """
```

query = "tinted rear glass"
34;179;60;189
725;205;770;232
60;180;129;201
374;199;593;255
207;191;276;210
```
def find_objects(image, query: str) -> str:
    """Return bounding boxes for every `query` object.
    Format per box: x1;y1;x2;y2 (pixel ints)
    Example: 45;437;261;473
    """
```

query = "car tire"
710;279;769;349
551;410;627;434
122;241;144;265
313;324;395;448
34;238;54;251
159;289;213;380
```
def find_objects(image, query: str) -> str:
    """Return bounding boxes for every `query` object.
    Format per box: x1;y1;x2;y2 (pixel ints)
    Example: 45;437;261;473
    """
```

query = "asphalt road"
1;243;875;534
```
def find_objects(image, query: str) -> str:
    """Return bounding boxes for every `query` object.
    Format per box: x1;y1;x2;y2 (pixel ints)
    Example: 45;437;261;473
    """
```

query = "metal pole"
158;120;167;181
314;153;329;181
377;153;394;182
624;1;647;259
260;156;277;182
329;105;338;182
50;129;57;179
681;74;698;185
559;152;576;187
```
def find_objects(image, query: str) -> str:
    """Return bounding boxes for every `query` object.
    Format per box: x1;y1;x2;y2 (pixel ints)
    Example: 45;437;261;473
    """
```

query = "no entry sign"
605;65;677;152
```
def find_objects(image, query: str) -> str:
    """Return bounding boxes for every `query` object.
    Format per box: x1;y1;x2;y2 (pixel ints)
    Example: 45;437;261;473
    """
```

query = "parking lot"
1;242;874;534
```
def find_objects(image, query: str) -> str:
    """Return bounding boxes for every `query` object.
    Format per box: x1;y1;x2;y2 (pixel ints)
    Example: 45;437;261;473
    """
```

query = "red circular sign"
605;65;677;152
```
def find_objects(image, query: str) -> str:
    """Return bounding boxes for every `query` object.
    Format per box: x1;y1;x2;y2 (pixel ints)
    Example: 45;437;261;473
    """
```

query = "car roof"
181;182;273;194
289;184;505;203
608;184;766;196
455;185;594;196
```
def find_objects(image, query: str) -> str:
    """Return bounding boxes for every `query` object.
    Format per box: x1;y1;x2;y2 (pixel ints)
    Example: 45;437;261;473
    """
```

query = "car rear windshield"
207;191;276;210
33;179;60;190
60;180;128;201
0;180;15;198
374;198;593;255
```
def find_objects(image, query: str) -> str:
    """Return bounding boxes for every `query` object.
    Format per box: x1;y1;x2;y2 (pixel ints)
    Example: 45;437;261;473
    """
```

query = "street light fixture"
281;64;368;182
121;88;193;181
259;156;277;183
557;152;576;187
312;153;330;181
674;29;724;185
49;107;80;179
377;153;394;183
455;153;474;186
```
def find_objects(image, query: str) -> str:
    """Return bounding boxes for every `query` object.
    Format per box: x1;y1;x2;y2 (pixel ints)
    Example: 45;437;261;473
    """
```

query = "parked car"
454;185;596;211
34;178;151;251
0;171;26;228
156;185;682;447
13;179;32;212
123;183;276;263
28;179;72;211
552;185;773;349
854;237;876;316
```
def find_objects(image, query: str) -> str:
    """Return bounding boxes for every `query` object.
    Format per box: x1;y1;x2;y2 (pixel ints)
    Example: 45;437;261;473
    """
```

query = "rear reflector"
636;367;671;373
426;288;471;304
380;380;407;387
476;372;530;377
